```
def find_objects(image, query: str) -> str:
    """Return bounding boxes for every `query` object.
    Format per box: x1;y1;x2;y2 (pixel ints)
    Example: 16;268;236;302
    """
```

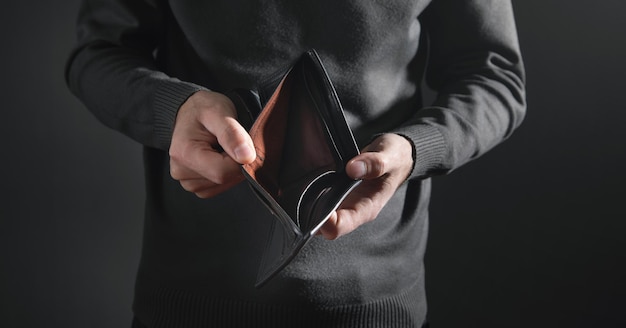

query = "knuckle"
326;233;339;241
168;146;181;161
208;167;240;185
366;211;378;223
181;180;209;193
179;180;195;192
197;107;217;125
175;144;200;170
210;174;227;185
195;191;212;199
373;155;388;176
355;197;380;223
169;164;182;180
169;141;193;164
323;226;340;240
188;184;202;193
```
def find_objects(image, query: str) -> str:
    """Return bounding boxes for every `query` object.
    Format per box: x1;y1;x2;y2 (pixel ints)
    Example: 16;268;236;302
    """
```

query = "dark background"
2;1;624;327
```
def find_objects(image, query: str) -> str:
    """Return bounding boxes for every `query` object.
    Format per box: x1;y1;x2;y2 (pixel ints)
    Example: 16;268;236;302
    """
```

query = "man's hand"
169;90;256;198
319;133;414;240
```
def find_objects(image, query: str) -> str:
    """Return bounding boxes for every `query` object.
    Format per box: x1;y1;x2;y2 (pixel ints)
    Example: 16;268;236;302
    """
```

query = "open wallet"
226;50;362;288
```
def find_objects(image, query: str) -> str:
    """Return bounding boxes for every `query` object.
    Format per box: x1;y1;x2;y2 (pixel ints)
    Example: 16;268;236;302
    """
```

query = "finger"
319;206;374;241
181;178;243;199
179;178;217;193
170;159;205;181
318;178;395;240
319;211;340;240
171;140;243;185
194;184;238;199
318;203;379;240
199;95;256;164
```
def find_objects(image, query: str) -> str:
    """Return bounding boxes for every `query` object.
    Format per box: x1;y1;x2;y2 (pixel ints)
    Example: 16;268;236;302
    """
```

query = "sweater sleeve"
392;0;526;179
65;0;206;150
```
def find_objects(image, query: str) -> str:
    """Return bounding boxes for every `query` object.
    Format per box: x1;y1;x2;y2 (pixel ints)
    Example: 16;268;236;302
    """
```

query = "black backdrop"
2;1;624;327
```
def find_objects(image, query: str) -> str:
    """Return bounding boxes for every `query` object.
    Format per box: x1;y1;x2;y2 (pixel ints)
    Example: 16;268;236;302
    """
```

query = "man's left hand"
319;133;414;240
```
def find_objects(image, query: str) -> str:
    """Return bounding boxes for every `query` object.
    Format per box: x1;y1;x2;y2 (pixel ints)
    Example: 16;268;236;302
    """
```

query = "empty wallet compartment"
240;50;361;287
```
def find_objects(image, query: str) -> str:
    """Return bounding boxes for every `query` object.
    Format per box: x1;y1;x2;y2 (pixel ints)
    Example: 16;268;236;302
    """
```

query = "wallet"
227;50;361;288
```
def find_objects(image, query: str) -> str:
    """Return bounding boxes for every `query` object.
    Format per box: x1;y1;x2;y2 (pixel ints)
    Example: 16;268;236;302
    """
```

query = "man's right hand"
168;90;256;198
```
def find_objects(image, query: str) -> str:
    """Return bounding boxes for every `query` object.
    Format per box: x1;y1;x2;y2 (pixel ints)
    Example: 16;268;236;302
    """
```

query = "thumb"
215;117;256;164
345;134;414;181
197;92;256;164
345;152;387;180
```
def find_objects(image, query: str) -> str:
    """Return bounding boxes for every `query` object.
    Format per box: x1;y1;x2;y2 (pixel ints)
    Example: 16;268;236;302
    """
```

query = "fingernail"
234;144;254;162
352;160;367;179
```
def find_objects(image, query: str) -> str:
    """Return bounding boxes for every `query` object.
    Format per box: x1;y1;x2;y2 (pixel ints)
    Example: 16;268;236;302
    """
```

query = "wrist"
390;124;446;180
154;79;207;150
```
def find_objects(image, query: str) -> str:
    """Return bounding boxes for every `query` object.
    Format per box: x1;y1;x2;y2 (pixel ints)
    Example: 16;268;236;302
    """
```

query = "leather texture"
228;50;361;287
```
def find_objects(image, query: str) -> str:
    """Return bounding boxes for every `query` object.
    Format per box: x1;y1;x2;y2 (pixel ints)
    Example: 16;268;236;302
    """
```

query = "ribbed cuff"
153;79;208;150
391;124;446;180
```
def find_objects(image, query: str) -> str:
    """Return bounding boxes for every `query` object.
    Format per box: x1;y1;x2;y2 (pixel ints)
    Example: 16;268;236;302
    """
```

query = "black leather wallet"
227;50;361;288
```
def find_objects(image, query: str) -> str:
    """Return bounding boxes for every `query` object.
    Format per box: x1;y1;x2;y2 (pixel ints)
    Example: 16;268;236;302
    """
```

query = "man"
66;0;525;327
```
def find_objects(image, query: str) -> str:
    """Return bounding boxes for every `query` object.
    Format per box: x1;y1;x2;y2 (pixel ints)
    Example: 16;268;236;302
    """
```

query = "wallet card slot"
243;74;293;199
302;51;360;161
301;64;342;164
275;167;335;228
295;171;336;232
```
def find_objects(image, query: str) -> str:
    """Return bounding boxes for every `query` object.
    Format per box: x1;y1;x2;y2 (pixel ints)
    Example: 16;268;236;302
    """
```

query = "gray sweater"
66;0;525;327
